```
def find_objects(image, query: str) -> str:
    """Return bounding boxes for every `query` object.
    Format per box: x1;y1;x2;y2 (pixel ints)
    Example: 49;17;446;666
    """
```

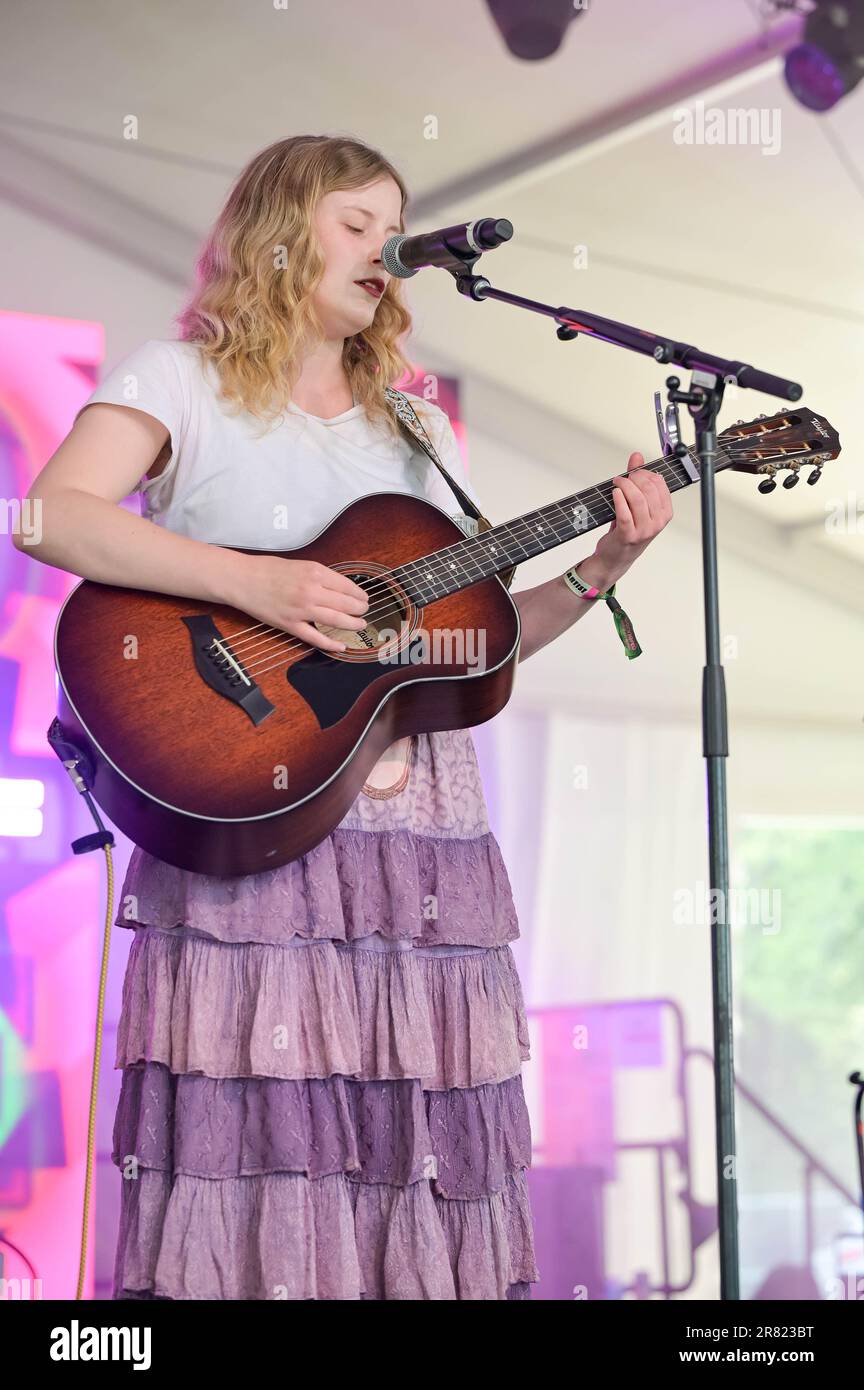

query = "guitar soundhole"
314;569;412;659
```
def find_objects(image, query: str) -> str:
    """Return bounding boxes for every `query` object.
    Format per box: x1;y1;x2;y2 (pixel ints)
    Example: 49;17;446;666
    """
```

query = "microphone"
380;218;513;279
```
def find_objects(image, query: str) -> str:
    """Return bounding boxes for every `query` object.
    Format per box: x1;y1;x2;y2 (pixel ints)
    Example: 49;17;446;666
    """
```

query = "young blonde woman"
19;134;672;1300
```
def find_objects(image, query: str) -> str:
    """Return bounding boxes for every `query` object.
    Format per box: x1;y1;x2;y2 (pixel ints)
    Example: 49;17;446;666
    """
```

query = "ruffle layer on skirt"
114;1061;531;1199
115;927;532;1091
114;827;520;950
114;1163;538;1301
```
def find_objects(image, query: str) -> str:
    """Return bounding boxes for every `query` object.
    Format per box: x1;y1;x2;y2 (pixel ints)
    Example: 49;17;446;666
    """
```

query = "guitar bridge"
182;614;276;726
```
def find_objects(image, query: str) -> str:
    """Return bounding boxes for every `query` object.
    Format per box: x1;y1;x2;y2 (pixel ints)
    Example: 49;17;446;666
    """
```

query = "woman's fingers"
308;605;368;630
318;565;369;611
290;620;347;652
612;474;651;533
612;464;673;537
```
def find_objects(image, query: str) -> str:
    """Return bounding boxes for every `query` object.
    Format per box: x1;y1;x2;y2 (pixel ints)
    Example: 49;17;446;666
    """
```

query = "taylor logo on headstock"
716;408;840;494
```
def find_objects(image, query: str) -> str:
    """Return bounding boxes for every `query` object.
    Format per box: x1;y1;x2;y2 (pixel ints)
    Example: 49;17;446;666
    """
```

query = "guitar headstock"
718;408;841;493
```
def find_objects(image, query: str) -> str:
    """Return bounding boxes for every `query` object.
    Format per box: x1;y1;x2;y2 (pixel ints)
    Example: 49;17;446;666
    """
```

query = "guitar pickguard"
286;630;428;730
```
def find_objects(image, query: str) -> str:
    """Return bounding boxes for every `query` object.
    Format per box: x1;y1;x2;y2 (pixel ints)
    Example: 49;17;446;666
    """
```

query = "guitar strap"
383;386;516;590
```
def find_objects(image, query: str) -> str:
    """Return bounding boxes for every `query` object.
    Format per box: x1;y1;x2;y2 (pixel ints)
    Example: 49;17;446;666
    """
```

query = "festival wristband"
561;565;642;659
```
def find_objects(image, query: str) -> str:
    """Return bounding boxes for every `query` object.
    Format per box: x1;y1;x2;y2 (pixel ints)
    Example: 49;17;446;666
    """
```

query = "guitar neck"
392;443;722;604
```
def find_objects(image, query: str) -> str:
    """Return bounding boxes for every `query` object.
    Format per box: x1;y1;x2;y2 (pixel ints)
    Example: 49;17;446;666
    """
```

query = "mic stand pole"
437;250;803;1302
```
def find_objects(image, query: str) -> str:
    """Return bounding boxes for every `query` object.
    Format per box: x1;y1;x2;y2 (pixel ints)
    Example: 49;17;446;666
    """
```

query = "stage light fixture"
485;0;588;61
784;1;864;111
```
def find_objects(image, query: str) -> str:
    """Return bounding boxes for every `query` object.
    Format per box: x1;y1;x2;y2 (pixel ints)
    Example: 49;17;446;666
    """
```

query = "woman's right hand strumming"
228;555;370;654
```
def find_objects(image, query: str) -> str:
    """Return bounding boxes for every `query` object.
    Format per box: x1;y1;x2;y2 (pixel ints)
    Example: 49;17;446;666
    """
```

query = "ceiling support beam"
409;19;802;217
0;129;198;285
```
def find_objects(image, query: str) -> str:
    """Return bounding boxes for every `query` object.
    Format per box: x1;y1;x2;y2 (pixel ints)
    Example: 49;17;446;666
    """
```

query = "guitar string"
225;427;805;667
209;422;811;678
216;454;694;670
208;425;809;665
221;459;691;674
217;434;809;682
216;444;770;676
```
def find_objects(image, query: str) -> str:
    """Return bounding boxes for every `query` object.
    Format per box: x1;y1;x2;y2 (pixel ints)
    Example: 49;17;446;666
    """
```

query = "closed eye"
346;225;364;234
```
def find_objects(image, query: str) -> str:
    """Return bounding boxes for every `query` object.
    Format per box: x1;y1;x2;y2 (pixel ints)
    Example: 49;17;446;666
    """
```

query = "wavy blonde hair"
176;134;415;442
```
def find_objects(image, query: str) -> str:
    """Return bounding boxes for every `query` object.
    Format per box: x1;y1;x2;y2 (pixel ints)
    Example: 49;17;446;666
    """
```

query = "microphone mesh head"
380;235;417;279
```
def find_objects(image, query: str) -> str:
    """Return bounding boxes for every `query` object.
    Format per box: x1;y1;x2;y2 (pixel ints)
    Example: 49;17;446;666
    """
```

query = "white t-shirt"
76;337;483;549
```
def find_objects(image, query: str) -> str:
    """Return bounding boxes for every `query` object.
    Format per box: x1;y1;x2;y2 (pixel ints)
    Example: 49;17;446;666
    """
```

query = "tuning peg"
806;466;823;485
782;471;800;489
758;477;777;494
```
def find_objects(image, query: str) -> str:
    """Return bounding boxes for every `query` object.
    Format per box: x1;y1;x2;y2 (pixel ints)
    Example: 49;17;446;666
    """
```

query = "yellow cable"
75;842;116;1300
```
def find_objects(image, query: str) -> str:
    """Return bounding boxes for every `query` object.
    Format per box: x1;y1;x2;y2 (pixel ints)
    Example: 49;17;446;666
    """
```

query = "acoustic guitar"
51;407;840;876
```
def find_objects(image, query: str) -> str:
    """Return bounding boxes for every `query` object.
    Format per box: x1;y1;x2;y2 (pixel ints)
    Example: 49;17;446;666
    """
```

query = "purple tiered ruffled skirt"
110;727;539;1299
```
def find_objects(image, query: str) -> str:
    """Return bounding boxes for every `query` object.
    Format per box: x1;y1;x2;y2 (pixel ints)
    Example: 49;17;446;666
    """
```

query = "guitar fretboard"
391;446;720;605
